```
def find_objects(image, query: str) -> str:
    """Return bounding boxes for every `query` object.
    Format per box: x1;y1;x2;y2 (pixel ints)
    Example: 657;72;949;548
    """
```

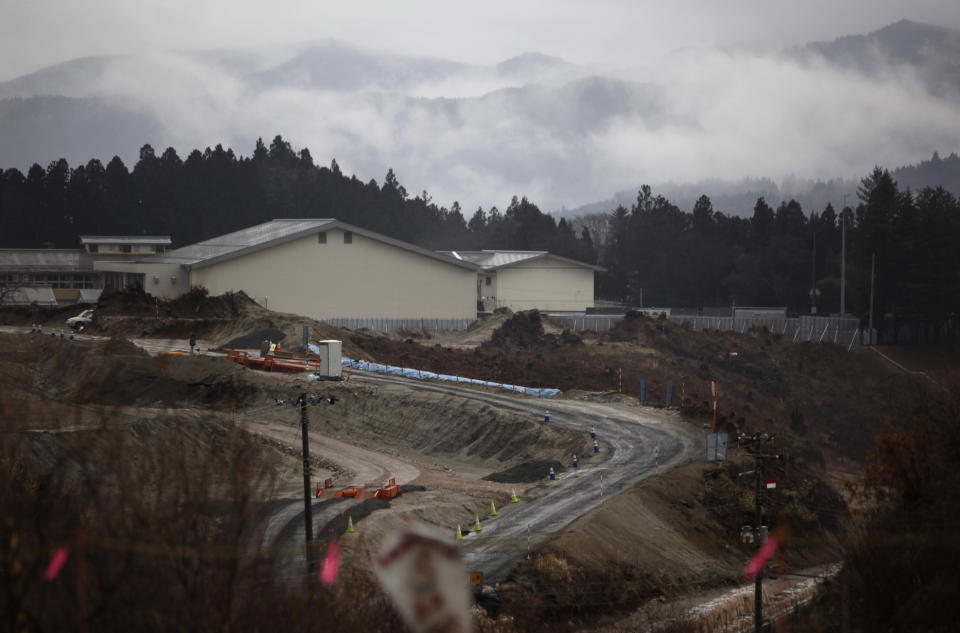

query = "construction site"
1;287;953;633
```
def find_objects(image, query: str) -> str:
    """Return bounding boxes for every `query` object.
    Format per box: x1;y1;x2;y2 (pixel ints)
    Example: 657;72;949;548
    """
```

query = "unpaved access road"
348;372;704;584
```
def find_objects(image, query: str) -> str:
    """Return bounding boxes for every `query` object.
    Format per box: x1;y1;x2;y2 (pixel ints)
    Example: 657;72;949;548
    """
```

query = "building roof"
439;250;605;272
0;286;58;307
0;249;89;271
79;235;172;245
132;219;479;271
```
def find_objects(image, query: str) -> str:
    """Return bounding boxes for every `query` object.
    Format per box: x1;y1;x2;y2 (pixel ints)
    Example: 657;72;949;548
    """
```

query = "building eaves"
440;249;605;272
79;235;172;245
151;219;479;272
0;249;87;271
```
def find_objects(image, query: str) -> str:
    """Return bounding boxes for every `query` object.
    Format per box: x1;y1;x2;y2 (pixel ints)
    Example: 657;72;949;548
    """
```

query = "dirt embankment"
74;285;370;359
255;380;591;476
353;310;902;467
0;332;259;410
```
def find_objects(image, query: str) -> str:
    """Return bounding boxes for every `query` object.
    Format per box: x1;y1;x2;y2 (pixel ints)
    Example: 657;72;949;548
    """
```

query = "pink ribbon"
743;535;778;580
320;540;341;587
44;547;69;581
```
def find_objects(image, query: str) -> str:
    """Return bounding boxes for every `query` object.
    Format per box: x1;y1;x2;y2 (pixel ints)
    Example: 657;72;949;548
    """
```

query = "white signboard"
706;432;728;461
375;527;472;633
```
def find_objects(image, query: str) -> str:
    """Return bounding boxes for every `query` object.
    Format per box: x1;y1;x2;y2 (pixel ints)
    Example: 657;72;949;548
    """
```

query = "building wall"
190;229;477;319
491;257;595;312
479;270;498;311
94;262;189;299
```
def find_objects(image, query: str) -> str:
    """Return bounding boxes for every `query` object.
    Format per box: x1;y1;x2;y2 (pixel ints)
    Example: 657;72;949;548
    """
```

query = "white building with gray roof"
439;250;604;313
94;219;480;325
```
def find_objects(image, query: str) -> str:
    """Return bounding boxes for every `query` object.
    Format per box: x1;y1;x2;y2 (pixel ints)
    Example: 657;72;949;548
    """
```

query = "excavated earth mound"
483;460;565;483
221;328;288;349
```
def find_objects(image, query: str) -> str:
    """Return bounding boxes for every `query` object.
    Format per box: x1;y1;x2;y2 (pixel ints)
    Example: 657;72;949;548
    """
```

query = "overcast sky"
4;0;960;81
4;1;960;213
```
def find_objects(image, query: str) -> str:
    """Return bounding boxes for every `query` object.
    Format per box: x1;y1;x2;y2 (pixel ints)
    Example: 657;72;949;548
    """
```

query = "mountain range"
2;20;959;216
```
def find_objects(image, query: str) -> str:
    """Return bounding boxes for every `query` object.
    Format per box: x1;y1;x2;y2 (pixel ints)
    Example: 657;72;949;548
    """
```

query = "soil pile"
483;460;565;483
488;310;545;348
222;328;287;349
97;285;254;318
0;302;84;326
0;333;259;408
606;309;659;342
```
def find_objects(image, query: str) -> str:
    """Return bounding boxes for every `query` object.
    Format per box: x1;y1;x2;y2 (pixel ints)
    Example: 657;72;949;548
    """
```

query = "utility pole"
299;393;315;574
868;253;876;345
740;433;780;633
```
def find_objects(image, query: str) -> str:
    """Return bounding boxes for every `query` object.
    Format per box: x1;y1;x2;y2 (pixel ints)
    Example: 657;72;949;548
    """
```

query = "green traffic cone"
474;514;482;532
456;524;463;540
511;489;519;503
490;500;497;516
346;516;354;533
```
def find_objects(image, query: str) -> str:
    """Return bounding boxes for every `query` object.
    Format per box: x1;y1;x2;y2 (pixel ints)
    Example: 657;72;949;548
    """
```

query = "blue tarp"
341;357;560;398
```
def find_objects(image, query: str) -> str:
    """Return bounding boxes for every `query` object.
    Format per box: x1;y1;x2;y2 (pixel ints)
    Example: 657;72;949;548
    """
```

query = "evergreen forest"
1;135;957;340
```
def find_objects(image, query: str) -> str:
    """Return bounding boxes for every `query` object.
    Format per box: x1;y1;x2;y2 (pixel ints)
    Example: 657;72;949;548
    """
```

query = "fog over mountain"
2;19;960;214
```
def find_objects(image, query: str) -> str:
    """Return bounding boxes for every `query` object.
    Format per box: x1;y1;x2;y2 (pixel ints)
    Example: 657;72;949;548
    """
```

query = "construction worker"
269;341;277;354
189;332;197;354
260;339;269;357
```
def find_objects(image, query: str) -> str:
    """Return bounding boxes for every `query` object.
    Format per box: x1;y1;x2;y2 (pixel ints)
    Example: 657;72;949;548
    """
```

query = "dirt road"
349;372;703;584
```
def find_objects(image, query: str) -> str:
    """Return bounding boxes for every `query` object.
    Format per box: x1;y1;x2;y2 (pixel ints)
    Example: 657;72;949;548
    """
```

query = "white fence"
550;312;861;347
319;317;475;332
669;314;861;346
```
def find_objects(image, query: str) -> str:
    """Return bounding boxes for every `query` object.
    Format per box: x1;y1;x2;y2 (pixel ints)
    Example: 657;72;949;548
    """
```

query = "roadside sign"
706;432;728;461
766;479;776;489
375;527;472;633
469;572;483;588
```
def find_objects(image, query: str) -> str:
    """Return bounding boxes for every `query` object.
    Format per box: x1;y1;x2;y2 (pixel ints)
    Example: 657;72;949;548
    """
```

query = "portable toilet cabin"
312;340;342;378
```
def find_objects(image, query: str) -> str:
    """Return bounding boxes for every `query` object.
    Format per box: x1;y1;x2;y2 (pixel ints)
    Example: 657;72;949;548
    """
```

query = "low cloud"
6;41;960;214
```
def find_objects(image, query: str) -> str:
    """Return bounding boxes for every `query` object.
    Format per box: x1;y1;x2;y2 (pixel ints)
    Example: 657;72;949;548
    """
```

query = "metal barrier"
319;317;475;332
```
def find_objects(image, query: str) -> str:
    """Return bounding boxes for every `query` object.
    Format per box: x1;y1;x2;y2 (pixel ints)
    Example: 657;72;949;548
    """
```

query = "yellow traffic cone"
346;516;354;533
456;524;463;540
490;500;497;516
511;489;519;503
474;514;482;532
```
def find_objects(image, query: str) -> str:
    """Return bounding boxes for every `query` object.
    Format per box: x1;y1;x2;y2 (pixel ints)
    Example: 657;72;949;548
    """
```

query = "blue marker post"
593;439;599;453
573;454;578;469
549;467;556;481
544;410;550;422
189;332;197;354
590;426;596;440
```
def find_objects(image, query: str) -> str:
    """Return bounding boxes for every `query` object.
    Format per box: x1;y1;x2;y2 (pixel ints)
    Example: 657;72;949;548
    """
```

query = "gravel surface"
350;372;703;584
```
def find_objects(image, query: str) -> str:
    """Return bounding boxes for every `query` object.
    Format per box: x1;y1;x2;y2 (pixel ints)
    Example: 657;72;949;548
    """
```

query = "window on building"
121;245;131;253
343;231;353;244
485;276;492;286
318;231;327;244
88;244;98;253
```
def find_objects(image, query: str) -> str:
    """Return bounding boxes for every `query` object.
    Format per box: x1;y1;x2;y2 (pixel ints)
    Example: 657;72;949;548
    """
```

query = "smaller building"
439;250;604;313
0;235;171;307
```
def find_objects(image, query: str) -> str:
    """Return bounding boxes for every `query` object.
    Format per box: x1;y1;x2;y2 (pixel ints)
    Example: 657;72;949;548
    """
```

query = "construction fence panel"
667;314;860;347
319;317;475;332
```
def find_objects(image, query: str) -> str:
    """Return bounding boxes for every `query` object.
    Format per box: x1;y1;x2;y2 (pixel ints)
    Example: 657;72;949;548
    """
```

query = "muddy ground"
1;292;921;631
352;309;907;468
